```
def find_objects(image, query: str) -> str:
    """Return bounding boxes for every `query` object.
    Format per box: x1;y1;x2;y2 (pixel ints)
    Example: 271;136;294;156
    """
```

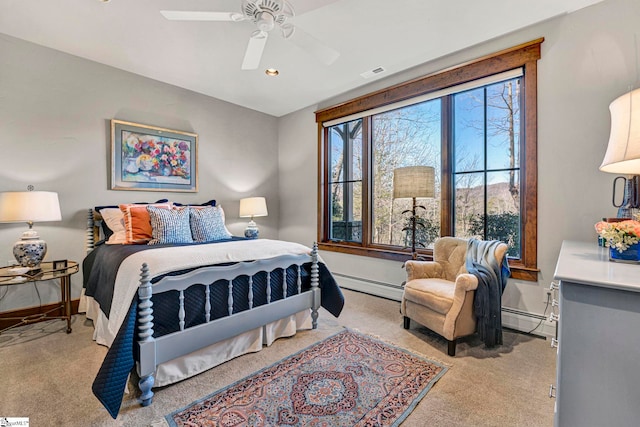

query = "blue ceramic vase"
609;242;640;263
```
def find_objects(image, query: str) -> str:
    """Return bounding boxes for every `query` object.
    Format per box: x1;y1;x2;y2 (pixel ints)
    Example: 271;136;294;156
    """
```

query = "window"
371;99;442;248
452;79;522;258
316;39;542;281
328;120;363;242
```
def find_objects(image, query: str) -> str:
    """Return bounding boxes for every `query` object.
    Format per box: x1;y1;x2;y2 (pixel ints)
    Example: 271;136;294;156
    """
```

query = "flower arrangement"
122;131;190;179
595;216;640;253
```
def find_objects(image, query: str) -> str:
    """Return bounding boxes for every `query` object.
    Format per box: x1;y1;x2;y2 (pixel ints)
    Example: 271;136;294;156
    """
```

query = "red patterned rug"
164;329;447;426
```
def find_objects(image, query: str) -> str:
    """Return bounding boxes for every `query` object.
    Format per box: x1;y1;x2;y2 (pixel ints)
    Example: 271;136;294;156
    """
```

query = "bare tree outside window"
453;78;522;257
371;99;441;248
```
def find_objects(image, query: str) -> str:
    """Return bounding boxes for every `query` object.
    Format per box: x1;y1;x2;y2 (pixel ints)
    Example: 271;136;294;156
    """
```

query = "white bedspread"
86;239;315;347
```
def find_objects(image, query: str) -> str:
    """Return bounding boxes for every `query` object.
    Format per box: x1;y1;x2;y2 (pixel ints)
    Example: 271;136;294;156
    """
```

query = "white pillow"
100;208;127;244
218;205;233;237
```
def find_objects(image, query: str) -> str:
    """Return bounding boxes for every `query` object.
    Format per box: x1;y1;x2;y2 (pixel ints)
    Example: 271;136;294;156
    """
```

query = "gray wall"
0;34;279;311
279;0;640;322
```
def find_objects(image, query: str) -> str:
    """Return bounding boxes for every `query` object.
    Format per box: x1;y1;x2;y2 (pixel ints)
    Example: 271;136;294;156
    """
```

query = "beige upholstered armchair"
401;236;508;356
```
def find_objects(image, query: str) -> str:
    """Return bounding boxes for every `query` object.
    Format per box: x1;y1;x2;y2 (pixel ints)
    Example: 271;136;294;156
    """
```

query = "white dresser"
552;240;640;427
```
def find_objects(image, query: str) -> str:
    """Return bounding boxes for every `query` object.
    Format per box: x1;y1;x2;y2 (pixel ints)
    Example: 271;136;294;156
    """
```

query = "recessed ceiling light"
265;68;279;76
99;0;111;3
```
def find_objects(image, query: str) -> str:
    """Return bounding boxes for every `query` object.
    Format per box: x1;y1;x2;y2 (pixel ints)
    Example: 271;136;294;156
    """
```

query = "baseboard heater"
332;272;404;301
501;306;556;338
334;272;556;338
501;306;547;321
333;272;403;290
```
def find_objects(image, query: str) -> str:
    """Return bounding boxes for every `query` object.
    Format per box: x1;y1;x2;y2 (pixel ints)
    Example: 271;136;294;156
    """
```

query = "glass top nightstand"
0;260;79;334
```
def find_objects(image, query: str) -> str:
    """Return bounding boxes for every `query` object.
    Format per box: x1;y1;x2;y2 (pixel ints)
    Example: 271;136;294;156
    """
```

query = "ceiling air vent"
360;66;386;79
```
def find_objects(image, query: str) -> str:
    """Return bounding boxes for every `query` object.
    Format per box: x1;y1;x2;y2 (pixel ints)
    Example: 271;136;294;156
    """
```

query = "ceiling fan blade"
160;10;240;21
288;26;339;66
242;31;268;70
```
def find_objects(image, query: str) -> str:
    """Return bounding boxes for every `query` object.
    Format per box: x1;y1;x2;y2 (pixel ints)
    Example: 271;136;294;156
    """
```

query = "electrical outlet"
542;287;552;303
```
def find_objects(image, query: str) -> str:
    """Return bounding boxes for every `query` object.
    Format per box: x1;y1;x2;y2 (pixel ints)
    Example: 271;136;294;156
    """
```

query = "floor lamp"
393;166;435;259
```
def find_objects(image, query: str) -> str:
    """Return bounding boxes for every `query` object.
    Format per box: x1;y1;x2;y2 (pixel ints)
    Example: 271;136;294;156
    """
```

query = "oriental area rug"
164;329;448;427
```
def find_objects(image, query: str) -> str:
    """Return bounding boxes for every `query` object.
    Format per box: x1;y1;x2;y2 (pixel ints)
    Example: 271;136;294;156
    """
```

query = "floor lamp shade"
239;197;268;239
393;166;436;199
0;191;62;268
392;166;435;260
600;88;640;174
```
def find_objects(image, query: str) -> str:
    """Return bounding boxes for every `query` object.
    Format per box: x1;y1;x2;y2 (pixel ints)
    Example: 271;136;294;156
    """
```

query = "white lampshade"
393;166;435;199
600;88;640;174
0;191;61;268
0;191;62;223
239;197;268;218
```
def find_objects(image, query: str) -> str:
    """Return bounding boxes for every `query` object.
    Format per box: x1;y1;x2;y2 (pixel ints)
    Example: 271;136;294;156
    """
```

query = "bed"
80;206;344;418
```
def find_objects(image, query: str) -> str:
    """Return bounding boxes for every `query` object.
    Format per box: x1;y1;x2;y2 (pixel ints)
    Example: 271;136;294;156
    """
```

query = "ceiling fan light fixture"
265;68;279;76
243;0;286;18
256;12;275;32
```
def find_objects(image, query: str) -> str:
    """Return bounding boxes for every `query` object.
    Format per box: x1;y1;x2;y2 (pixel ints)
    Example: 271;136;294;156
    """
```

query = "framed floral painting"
110;120;198;192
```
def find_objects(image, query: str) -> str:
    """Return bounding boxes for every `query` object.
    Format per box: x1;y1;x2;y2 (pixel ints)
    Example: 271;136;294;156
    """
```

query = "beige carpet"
0;289;556;426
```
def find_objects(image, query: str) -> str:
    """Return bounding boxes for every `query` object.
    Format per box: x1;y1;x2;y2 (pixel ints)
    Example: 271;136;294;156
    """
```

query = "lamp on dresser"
239;197;268;239
600;88;640;218
0;189;62;268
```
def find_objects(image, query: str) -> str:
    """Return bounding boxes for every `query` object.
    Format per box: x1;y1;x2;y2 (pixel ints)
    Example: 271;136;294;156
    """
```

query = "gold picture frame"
110;119;198;192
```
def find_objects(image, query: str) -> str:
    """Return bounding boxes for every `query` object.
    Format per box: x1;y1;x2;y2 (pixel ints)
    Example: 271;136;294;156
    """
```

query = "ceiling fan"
160;0;340;70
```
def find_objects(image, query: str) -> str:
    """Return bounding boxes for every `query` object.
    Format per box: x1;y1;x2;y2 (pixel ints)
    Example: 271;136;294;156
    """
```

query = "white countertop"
554;240;640;292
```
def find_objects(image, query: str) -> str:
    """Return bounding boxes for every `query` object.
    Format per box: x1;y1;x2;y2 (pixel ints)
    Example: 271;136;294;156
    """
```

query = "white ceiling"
0;0;604;117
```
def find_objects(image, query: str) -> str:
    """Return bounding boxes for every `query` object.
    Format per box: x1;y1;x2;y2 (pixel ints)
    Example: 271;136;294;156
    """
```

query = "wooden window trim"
316;39;543;281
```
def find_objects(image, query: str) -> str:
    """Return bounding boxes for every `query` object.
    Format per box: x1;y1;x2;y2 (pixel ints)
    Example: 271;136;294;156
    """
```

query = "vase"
609;242;640;264
124;157;139;174
13;231;47;268
137;154;154;171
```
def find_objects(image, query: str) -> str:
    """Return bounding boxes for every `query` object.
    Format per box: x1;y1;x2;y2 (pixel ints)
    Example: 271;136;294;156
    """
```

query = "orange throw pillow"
119;203;171;244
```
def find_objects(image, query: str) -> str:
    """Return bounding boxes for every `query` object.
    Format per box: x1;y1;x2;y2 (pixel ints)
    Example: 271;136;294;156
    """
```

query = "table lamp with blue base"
239;197;268;239
0;189;62;268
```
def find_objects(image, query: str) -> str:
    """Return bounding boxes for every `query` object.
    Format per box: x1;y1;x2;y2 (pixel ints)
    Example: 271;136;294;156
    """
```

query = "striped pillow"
190;206;232;242
147;206;193;245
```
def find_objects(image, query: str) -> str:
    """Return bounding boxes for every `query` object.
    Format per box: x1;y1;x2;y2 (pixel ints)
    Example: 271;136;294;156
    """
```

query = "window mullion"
441;95;453;236
483;87;489;241
361;117;371;247
343;123;351;226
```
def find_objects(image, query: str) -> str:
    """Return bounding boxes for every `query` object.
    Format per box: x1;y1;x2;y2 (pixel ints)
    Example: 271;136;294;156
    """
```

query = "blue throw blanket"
92;299;137;419
465;239;510;348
